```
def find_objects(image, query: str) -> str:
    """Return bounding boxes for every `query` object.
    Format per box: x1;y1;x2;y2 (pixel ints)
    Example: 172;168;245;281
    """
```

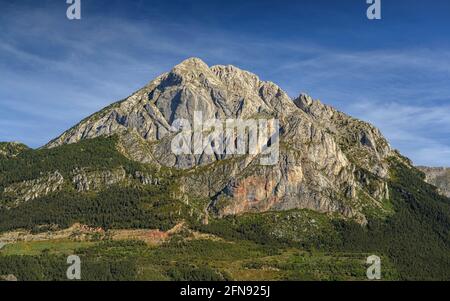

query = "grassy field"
0;237;398;280
0;239;95;256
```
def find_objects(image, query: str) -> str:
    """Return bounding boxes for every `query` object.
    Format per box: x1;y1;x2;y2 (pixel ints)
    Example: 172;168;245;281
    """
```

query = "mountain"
418;167;450;197
44;57;398;224
0;58;449;280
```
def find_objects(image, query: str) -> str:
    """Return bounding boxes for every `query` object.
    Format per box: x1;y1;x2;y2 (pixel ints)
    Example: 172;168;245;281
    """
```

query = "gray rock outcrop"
3;171;64;206
418;166;450;197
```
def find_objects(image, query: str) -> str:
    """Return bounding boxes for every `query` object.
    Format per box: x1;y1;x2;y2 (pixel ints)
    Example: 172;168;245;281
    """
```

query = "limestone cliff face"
294;94;393;178
41;58;401;223
418;167;450;198
3;171;64;207
72;167;127;192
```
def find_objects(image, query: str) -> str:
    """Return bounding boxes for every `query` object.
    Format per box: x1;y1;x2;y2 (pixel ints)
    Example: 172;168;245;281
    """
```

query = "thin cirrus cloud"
0;2;449;167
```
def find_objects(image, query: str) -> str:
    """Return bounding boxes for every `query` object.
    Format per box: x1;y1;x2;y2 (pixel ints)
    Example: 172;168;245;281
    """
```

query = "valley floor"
0;223;398;281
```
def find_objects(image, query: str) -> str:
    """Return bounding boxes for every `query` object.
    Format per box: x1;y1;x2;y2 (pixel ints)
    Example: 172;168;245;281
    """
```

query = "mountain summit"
46;57;296;149
42;58;401;223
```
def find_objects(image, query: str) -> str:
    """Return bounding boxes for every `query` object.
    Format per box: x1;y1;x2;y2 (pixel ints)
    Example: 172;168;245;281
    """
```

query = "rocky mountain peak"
171;57;266;91
176;57;209;69
167;57;219;85
46;58;299;148
41;58;404;223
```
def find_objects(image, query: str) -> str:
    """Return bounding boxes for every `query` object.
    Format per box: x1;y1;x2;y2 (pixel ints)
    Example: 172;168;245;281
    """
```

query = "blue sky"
0;0;449;166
